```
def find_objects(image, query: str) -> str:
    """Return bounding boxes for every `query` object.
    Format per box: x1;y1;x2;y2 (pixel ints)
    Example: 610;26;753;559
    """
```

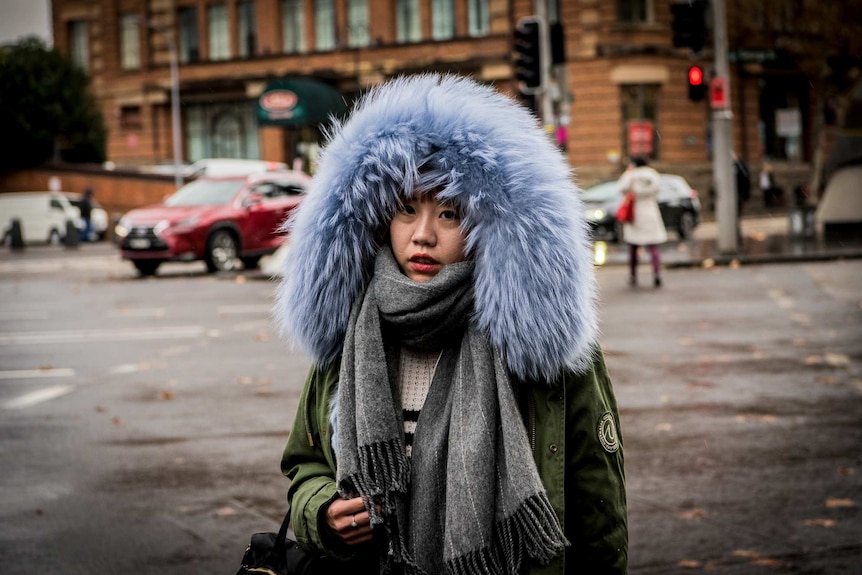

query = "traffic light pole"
712;0;737;253
534;0;553;129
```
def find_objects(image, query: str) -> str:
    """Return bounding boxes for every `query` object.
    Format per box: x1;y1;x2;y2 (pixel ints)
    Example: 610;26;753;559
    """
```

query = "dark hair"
630;156;649;168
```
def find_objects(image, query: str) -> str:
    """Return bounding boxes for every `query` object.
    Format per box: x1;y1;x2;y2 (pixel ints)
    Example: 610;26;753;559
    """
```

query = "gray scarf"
336;248;566;575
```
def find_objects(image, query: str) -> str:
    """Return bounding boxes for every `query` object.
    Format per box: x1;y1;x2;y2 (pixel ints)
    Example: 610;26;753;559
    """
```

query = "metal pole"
534;0;553;129
712;0;737;253
167;33;183;192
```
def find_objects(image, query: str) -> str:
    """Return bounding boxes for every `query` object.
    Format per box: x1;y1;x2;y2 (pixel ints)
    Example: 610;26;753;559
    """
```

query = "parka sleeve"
281;364;351;559
564;348;628;574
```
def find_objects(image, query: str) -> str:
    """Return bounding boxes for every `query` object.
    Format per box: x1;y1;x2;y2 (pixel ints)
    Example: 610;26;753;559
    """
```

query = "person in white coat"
618;156;667;287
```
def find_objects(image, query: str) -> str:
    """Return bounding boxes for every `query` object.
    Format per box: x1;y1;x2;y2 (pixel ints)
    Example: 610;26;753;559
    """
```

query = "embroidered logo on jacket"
598;412;620;453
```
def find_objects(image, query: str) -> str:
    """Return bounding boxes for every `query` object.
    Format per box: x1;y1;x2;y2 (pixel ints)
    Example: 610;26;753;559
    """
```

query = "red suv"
115;171;310;276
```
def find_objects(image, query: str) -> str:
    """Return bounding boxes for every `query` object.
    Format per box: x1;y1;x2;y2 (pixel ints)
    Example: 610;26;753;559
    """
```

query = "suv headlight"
114;217;130;238
586;208;605;221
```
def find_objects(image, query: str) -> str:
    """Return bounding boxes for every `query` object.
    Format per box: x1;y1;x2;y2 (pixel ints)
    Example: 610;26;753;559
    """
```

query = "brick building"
51;0;847;205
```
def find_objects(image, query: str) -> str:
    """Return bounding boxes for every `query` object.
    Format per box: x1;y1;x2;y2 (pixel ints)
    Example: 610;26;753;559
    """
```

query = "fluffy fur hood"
274;74;598;381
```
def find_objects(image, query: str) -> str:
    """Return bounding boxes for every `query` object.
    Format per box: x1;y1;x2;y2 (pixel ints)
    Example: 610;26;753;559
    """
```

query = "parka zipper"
526;391;536;452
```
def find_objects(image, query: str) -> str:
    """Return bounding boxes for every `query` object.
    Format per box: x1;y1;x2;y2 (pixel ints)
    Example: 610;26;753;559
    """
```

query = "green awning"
257;78;347;127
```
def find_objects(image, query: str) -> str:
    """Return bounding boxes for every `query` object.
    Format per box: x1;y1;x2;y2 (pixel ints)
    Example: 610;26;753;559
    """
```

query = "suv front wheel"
205;229;239;273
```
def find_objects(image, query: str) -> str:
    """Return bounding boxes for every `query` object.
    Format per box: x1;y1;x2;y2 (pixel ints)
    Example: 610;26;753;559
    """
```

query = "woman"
618;156;667;288
276;75;627;575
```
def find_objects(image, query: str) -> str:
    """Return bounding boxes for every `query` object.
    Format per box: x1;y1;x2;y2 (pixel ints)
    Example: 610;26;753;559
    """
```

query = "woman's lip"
409;254;439;264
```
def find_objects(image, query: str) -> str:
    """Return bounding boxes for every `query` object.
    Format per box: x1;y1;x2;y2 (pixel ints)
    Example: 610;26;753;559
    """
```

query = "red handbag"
616;192;635;223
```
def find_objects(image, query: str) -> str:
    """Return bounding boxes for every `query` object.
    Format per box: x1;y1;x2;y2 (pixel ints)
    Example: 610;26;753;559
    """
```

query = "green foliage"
0;37;107;171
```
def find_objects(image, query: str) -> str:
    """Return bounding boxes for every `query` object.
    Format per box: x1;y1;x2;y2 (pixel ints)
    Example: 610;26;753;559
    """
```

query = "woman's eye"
440;209;459;221
399;204;416;215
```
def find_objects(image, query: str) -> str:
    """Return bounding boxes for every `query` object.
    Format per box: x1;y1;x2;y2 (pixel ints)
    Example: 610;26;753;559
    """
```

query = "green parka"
281;347;627;575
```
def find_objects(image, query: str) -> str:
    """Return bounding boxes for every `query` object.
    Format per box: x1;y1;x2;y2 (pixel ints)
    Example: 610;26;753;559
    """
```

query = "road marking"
0;311;50;321
106;308;166;318
0;368;75;380
217;305;272;315
4;385;75;409
0;326;205;345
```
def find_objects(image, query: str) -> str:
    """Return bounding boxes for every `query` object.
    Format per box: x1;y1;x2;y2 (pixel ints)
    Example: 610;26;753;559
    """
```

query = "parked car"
0;191;82;245
114;171;310;276
581;174;701;241
64;192;109;241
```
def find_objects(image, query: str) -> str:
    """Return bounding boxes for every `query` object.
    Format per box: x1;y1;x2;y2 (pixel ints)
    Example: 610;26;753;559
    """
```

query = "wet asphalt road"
0;242;860;574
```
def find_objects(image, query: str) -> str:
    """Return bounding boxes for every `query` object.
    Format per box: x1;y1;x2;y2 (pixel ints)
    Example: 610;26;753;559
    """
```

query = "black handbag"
235;508;330;575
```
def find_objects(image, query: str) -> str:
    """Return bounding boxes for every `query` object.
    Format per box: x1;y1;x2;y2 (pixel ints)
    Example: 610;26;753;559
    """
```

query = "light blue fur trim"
274;74;598;381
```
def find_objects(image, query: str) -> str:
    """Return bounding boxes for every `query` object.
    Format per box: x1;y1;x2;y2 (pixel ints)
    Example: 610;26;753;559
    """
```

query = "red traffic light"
688;66;704;86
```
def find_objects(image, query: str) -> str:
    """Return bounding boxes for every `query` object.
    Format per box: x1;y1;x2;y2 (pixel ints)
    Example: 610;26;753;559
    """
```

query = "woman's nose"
412;212;436;245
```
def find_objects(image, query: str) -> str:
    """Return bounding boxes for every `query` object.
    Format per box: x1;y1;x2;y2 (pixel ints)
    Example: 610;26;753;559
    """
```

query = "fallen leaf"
158;391;176;400
732;549;760;558
216;506;237;516
729;259;740;268
94;405;107;413
35;508;44;516
801;518;836;527
656;423;673;432
660;395;670;404
803;355;822;365
678;560;701;568
679;508;708;520
237;376;253;385
752;557;784;568
111;417;122;426
824;353;850;368
735;414;777;423
235;275;247;284
253;332;270;342
825;498;854;508
837;466;853;476
38;364;54;370
257;377;272;385
815;375;836;385
702;258;715;268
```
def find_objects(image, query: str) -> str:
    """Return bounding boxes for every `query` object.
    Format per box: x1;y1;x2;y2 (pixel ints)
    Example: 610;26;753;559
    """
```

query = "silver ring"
351;514;358;528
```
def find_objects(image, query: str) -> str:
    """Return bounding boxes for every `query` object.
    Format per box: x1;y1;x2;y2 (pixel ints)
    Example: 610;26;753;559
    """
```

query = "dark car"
115;171;310;276
581;174;701;242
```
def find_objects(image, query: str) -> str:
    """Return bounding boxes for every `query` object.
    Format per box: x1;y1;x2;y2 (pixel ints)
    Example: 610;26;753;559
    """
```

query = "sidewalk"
596;214;862;268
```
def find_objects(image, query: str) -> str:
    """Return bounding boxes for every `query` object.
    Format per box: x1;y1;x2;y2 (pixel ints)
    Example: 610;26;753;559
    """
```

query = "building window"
347;0;369;47
186;101;260;162
119;14;140;70
468;0;489;36
618;0;651;24
431;0;454;40
620;84;660;160
68;20;89;71
237;1;256;58
208;4;230;60
396;0;421;43
548;0;560;24
315;0;336;51
178;7;200;63
120;105;143;130
282;0;306;53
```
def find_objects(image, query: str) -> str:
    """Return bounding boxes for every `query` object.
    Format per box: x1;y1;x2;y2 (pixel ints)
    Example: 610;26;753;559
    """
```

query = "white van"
0;192;83;245
188;158;289;178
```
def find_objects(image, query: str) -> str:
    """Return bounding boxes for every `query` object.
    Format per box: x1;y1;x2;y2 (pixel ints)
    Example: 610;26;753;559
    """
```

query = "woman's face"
389;194;466;283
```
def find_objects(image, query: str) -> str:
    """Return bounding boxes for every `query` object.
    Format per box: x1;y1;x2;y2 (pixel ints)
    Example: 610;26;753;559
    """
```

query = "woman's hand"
325;497;374;546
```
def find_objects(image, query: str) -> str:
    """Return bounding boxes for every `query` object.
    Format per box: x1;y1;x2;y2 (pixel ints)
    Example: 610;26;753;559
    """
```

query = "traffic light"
688;65;706;101
513;17;543;93
671;0;706;52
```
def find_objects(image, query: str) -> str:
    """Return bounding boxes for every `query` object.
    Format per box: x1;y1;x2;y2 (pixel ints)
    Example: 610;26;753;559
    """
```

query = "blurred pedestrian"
275;75;627;575
733;153;751;244
619;156;667;287
79;188;94;242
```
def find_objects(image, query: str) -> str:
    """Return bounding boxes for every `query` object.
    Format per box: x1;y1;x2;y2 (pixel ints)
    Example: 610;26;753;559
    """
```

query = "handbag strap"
271;507;292;556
